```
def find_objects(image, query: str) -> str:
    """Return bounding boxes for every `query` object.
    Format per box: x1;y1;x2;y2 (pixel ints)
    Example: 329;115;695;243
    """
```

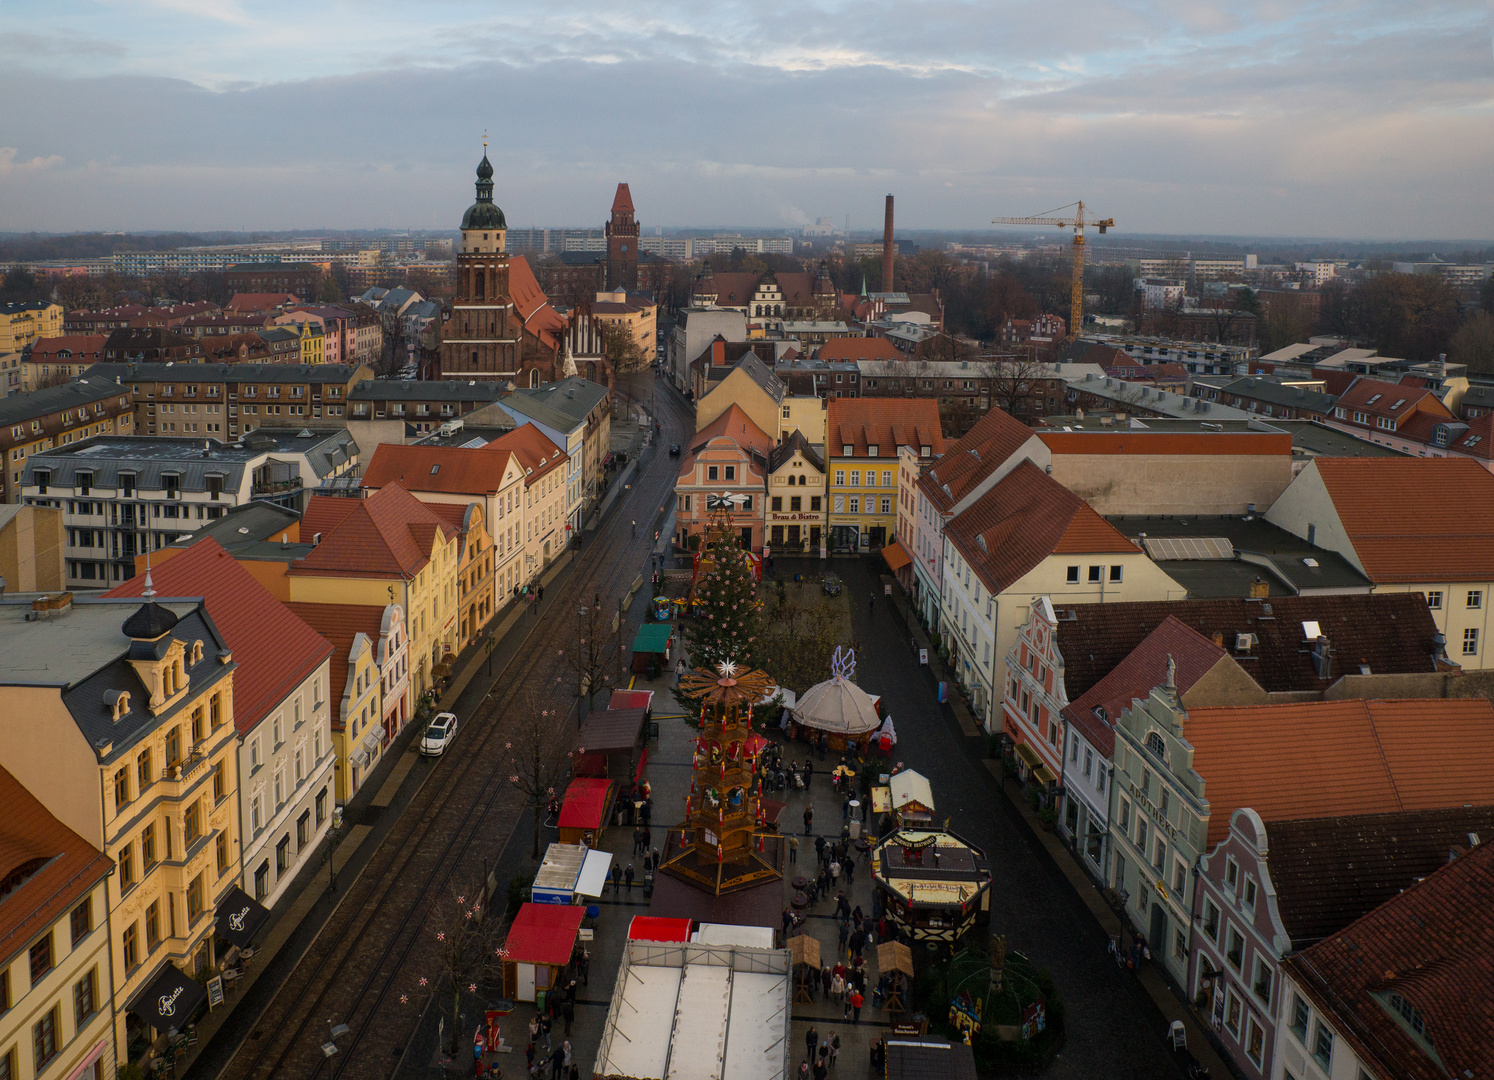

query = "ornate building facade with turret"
439;149;567;386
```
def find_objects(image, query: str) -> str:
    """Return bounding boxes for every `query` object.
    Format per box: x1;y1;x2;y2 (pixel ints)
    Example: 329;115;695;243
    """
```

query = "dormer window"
842;444;853;455
1145;730;1167;762
867;445;878;457
191;640;204;665
106;689;131;722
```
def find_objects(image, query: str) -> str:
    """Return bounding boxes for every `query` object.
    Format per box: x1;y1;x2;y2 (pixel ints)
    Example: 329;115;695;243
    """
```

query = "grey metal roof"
768;429;824;473
733;354;786;404
1271;420;1408;459
1219;376;1336;413
0;378;129;427
350;378;508;403
507;377;610;428
164;501;301;553
23;429;357;491
0;596;234;764
80;361;363;384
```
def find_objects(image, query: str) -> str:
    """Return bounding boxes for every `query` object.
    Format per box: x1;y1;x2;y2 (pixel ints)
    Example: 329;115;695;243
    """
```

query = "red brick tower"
605;183;639;292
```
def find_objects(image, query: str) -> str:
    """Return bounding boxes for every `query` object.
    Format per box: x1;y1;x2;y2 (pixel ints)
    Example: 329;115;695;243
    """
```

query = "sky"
0;0;1491;239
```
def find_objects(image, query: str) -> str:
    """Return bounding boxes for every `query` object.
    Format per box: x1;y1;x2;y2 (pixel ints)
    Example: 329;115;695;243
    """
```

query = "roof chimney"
882;195;895;293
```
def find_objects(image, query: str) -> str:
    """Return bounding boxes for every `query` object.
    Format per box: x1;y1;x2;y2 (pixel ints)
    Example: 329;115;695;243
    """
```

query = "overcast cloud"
0;0;1490;238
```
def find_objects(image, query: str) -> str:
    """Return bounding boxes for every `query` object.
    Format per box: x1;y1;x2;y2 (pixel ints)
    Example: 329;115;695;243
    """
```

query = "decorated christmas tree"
686;502;761;671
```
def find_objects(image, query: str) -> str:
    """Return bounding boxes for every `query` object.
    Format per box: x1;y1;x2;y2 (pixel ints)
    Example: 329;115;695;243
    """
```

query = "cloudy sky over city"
1;0;1490;238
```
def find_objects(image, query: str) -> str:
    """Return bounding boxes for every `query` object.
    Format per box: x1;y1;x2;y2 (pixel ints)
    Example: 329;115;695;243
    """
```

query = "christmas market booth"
556;776;616;846
889;768;936;827
630;623;674;674
530;842;613;906
788;648;883;752
500;902;584;1004
872;828;992;943
574;708;650;783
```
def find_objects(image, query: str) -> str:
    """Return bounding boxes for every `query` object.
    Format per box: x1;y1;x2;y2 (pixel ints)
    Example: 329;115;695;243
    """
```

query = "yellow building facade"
0;301;64;353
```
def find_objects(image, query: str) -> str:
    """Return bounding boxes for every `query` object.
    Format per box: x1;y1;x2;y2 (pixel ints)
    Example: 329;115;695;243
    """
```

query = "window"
1225;926;1244;971
122;921;139;971
114;767;130;809
118;843;134;891
1136;819;1149;856
1173;927;1187;961
1252;956;1273;1004
213;762;225;802
1152;837;1166;872
187;873;204;921
141;822;157;869
145;900;161;950
32;1005;59;1070
71;898;92;945
771;496;782;511
1427;590;1443;610
137;747;152;790
1159;788;1171;818
1225;855;1239;890
1468;590;1482;609
1172;858;1187;894
251;795;262;834
707;465;718;481
1465;628;1479;656
849;497;859;513
1243;876;1258;909
1109;565;1123;582
216;832;230;874
165;725;181;766
316;787;328;826
297;810;311;849
254;861;269;900
276;835;290;874
1118;798;1131;832
834;470;845;487
1244;1016;1265;1066
1224;990;1242;1037
1289;994;1310;1041
74;968;98;1026
1066;565;1079;584
1088;565;1102;583
1312;1023;1334;1068
184;799;201;844
1146;731;1166;761
850;470;861;486
1202;898;1221;941
29;932;53;986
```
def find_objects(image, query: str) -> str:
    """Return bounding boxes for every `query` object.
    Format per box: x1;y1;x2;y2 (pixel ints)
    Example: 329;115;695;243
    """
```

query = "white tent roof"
890;769;934;813
791;675;881;735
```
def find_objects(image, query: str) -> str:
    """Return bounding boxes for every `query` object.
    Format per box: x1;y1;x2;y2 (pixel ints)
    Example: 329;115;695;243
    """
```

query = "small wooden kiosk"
556;777;615;846
500;903;584;1004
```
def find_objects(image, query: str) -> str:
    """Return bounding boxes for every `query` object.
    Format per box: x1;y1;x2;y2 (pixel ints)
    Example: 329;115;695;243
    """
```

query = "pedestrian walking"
526;1042;536;1070
815;835;826;861
831;971;845;1002
813;1059;827;1080
541;1013;553;1052
837;920;850;949
625;862;635;892
805;1026;818;1061
820;965;833;997
830;1033;841;1067
835;892;850;920
550;1044;565;1080
829;859;841;885
537;584;545;603
783;907;794;936
529;1017;540;1048
804;759;814;784
632;826;645;855
789;835;799;864
579;946;590;985
570;1066;580;1080
610;863;621;895
803;803;814;835
563;999;575;1036
843;859;855;887
850;991;864;1022
818;733;828;762
642;798;653;825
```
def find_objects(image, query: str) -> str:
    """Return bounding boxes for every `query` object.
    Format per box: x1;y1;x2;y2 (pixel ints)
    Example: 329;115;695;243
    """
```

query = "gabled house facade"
765;430;826;556
674;404;772;552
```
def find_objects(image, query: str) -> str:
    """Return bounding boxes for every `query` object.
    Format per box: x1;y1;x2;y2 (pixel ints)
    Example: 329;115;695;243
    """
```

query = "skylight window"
1302;620;1322;639
1367;393;1382;404
430;464;440;475
1390;398;1406;410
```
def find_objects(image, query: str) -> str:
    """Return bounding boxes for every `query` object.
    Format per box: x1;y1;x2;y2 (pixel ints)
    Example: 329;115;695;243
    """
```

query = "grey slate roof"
768;429;824;473
0;596;234;764
81;361;364;384
23;429;357;491
734;354;786;404
1219;376;1336;413
0;378;129;427
349;378;508;403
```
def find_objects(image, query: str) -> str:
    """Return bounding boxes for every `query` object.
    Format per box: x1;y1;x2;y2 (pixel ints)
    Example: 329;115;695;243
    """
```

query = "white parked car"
421;712;458;756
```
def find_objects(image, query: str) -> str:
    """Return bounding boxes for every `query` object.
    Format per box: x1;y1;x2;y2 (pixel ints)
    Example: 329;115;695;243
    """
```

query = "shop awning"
127;962;207;1030
1013;742;1044;770
1034;765;1059;786
503;903;585;967
609;689;654;712
631;624;672;655
628;916;693;942
558;777;613;830
576;850;613;898
215;886;270;949
881;540;912;572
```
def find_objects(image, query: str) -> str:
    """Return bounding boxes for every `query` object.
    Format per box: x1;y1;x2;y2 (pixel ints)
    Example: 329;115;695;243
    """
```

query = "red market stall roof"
627;916;693;942
558;777;613;830
503;903;585;966
610;688;654;711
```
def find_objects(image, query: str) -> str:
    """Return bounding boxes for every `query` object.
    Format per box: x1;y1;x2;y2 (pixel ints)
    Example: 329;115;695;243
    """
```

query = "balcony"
252;476;303;497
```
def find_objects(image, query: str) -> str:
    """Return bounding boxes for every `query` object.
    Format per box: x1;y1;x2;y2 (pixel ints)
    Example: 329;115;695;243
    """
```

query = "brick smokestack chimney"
882;194;895;293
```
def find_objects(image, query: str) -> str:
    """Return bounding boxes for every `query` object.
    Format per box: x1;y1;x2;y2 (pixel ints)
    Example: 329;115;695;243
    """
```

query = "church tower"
440;144;522;379
605;183;639;292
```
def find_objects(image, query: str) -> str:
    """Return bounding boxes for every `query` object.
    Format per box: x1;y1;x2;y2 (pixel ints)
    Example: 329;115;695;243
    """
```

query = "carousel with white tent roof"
785;646;886;753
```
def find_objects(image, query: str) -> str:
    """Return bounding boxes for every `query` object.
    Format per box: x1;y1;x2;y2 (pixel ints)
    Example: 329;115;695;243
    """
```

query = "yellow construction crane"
992;201;1114;340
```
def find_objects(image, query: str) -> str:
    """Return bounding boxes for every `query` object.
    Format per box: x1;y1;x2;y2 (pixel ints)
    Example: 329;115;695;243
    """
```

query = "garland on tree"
686;523;761;672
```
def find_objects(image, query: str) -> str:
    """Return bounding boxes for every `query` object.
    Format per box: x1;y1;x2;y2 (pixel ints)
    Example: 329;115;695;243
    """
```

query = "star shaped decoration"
717;659;740;679
401;993;409;1004
469;983;478;993
419;976;429;986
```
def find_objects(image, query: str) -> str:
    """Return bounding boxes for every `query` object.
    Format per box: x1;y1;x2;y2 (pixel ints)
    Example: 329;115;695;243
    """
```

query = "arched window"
475;269;485;297
1146;731;1167;762
471;350;478;369
529;369;539;388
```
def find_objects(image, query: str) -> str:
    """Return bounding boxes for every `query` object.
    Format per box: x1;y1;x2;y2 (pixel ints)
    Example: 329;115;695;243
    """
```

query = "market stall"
630;624;674;674
531;842;614;906
627;916;693;942
889;769;936;827
789;673;882;752
872;829;992;944
556;777;616;846
500;903;585;1004
574;708;650;781
609;688;655;716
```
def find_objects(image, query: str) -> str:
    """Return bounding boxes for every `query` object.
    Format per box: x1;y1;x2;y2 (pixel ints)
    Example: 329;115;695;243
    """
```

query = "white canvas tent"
791;675;880;736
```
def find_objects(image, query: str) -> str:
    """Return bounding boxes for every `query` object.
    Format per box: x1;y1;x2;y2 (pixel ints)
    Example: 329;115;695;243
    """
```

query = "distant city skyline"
1;0;1490;239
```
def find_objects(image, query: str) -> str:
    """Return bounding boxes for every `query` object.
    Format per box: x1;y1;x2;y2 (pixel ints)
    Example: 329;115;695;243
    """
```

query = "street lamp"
577;604;588;725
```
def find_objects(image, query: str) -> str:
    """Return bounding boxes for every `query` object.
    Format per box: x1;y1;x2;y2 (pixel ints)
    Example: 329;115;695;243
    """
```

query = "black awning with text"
128;963;207;1030
214;885;270;949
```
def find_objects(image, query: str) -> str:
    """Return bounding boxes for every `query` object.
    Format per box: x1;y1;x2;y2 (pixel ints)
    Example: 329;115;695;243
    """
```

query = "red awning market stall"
557;777;615;846
500;903;585;1003
627;916;693;942
609;688;654;715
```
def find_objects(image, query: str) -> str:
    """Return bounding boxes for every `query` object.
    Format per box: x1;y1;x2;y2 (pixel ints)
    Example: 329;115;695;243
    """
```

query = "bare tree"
754;592;844;696
598;319;649;418
421;878;507;1056
562;594;622;709
505;693;573;860
980;353;1048;417
913;331;979;365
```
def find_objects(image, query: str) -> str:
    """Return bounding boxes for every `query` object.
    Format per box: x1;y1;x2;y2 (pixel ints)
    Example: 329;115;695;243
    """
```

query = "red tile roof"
26;334;108;363
679;404;773;479
226;292;298;312
827;397;945;459
1285;838;1494;1080
0;766;111;967
702;272;760;306
816;337;903;363
283;602;385;729
362;443;515;496
1062;616;1228;756
484;423;567;486
509;256;565;351
611;183;635;215
1449;413;1494;461
107;537;333;733
290;483;455;579
300;495;362;539
946;460;1138;594
1335;375;1452;423
919;407;1039;514
1185;698;1494;846
1309;457;1494;582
